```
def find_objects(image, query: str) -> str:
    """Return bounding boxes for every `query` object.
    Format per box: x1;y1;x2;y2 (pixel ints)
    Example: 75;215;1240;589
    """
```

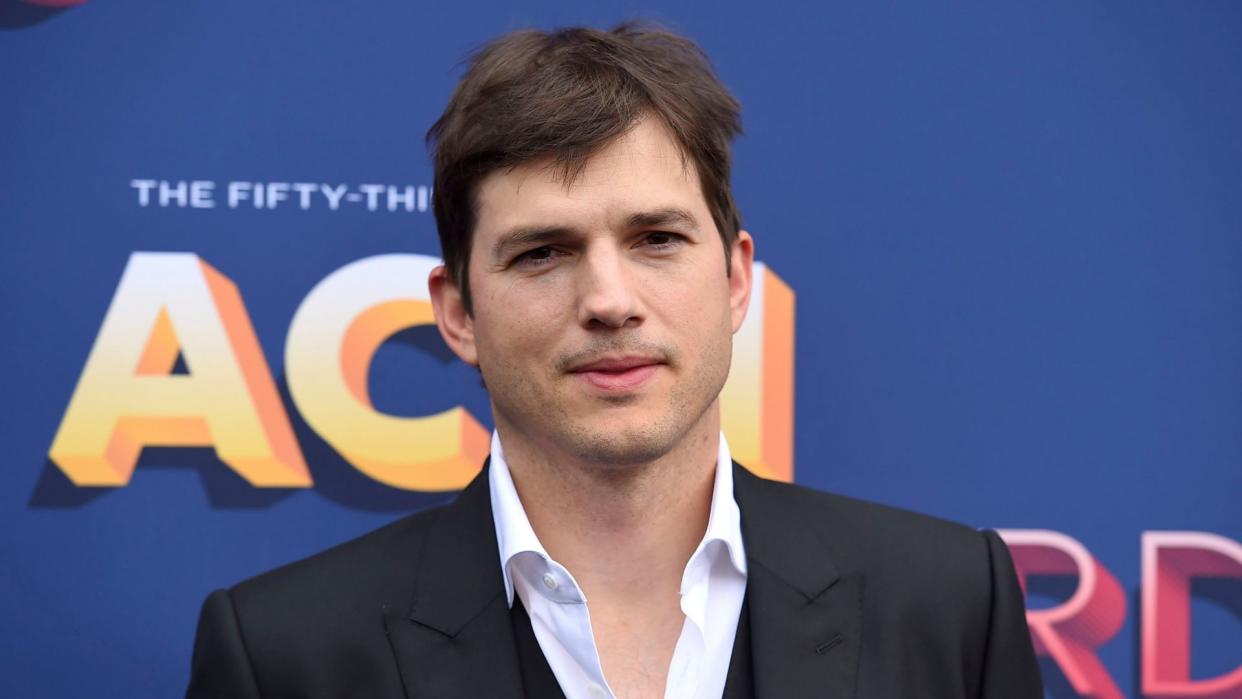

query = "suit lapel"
383;459;864;698
384;461;525;699
734;463;863;698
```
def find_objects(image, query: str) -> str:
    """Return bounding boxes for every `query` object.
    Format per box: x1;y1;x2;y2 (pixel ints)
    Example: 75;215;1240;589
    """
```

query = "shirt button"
587;684;607;699
541;573;558;591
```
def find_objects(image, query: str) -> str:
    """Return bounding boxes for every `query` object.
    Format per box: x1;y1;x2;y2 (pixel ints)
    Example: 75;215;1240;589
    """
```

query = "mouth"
568;355;664;391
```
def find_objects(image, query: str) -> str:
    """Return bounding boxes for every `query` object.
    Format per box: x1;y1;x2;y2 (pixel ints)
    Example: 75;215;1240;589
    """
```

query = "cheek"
473;284;569;364
643;265;733;329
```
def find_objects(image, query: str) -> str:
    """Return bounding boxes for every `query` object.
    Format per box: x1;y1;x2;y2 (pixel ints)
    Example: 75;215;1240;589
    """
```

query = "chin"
558;418;683;468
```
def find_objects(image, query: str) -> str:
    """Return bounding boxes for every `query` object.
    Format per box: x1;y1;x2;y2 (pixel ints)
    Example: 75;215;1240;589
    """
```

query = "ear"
428;265;479;366
728;230;755;333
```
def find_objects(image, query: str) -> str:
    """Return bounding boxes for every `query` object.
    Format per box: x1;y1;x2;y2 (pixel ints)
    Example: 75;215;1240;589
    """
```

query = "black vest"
509;594;755;698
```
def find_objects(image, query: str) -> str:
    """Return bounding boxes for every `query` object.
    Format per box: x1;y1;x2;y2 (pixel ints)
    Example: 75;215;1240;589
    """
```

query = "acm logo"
47;252;796;491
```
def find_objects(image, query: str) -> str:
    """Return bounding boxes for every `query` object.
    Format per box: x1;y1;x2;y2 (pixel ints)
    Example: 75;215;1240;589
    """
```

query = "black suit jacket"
186;463;1042;698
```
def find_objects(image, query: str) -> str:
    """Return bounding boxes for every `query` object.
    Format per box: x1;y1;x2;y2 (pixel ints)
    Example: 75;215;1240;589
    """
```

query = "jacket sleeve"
977;529;1044;698
185;589;263;699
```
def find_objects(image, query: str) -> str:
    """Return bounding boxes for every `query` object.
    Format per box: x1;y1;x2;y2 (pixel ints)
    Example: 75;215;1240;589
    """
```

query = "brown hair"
427;22;743;313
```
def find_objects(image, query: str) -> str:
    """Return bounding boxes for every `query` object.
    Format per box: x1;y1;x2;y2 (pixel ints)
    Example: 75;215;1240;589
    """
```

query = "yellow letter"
49;253;311;486
285;254;487;491
721;262;795;482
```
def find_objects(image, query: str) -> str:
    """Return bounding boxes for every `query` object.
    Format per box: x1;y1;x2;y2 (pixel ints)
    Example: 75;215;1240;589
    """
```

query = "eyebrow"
625;207;700;232
489;208;702;264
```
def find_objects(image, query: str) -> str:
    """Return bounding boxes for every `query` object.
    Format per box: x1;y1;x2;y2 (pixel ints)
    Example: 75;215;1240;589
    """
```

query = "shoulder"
738;468;998;603
227;505;443;627
741;468;985;549
737;472;1041;693
739;470;1013;681
188;506;452;695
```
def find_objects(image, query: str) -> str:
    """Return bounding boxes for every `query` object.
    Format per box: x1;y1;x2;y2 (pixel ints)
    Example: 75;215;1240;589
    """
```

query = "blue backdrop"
1;1;1239;697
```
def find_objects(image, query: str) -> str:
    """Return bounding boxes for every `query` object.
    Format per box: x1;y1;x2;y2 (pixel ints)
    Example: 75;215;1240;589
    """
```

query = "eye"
513;245;564;267
641;231;685;249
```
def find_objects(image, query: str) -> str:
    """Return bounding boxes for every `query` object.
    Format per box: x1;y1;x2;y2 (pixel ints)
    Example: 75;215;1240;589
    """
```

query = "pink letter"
1142;531;1242;698
997;529;1126;699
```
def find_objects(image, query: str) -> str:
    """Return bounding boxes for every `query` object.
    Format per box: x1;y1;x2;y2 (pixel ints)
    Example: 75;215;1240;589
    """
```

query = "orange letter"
48;253;310;487
1142;531;1242;698
285;254;487;491
998;529;1126;699
720;262;795;482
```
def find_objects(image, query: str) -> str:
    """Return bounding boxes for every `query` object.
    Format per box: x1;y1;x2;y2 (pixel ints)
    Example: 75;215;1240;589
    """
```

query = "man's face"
432;118;753;467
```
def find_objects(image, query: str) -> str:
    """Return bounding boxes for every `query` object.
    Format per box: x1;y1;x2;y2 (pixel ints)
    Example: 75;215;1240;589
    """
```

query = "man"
187;24;1043;698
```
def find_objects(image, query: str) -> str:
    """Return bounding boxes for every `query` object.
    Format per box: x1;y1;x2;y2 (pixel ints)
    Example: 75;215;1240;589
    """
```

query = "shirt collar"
488;431;748;607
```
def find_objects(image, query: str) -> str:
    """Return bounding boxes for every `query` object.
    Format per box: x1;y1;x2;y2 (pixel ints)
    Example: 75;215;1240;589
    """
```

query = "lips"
569;356;663;391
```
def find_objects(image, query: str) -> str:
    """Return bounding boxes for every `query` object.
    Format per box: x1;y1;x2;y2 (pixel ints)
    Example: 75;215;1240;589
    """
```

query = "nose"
576;246;642;330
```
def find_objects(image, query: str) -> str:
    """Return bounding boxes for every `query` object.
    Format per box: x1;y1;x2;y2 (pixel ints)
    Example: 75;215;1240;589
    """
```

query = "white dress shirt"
488;431;748;699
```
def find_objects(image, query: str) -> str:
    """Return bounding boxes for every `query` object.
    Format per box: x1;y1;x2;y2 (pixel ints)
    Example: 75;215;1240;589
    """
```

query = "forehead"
472;119;710;241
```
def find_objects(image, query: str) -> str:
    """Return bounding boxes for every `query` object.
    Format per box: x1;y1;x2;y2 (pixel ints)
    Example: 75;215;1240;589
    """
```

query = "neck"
496;408;720;605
